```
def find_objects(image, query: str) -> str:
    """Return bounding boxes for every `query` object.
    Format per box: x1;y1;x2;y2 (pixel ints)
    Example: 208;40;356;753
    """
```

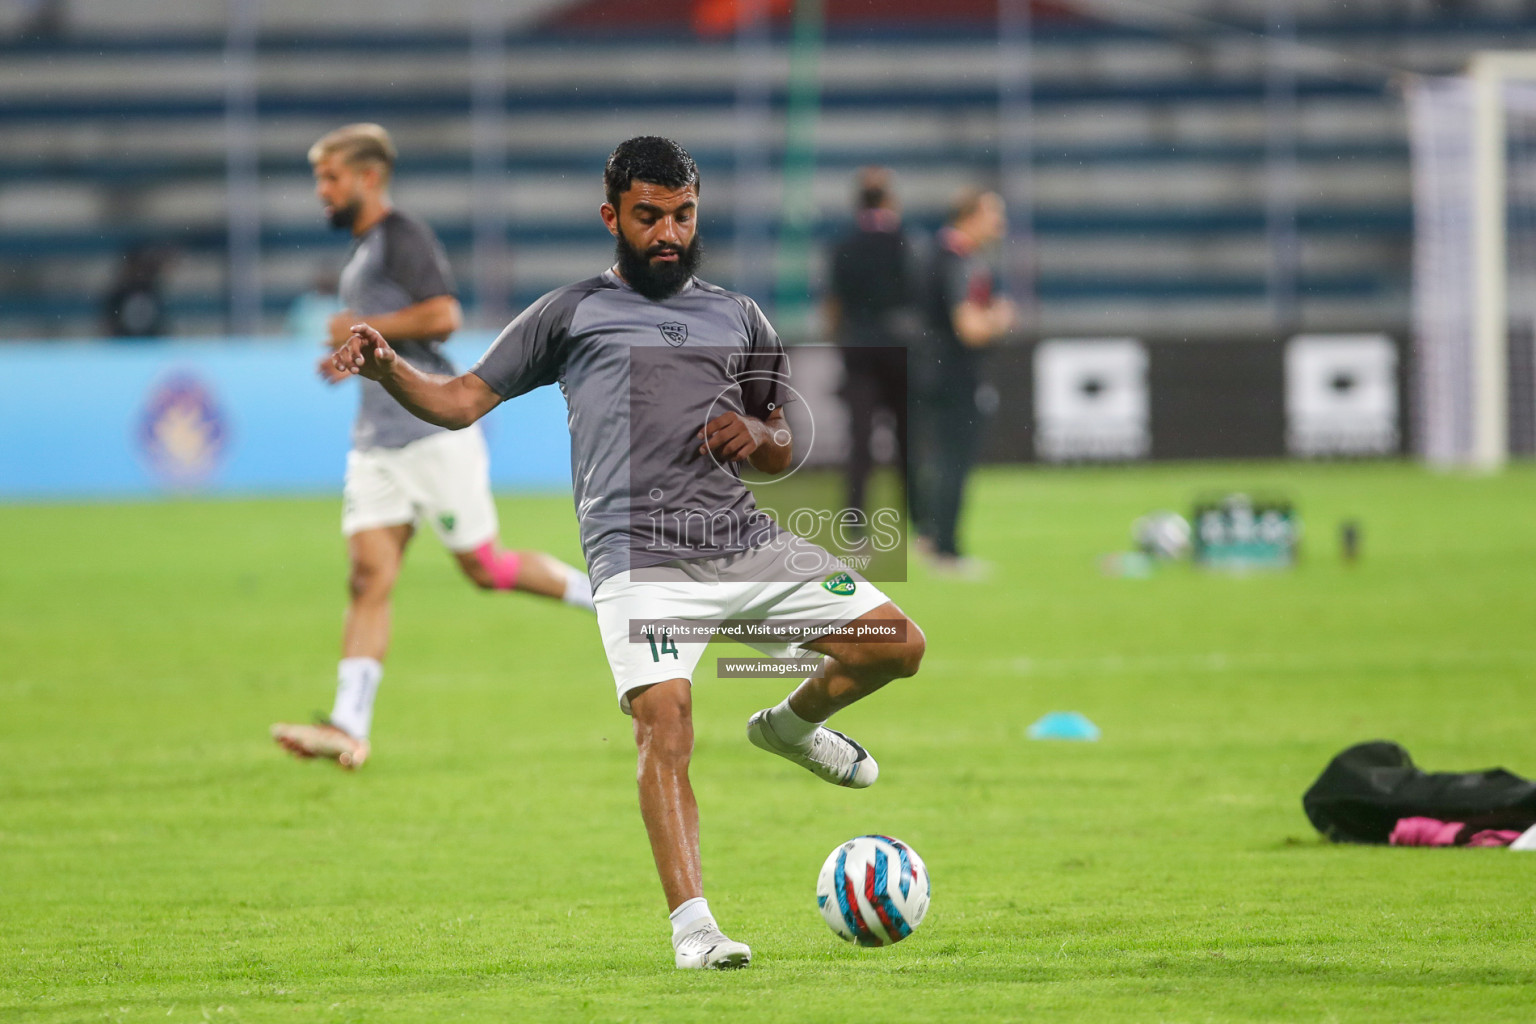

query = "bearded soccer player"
270;123;595;770
329;136;926;969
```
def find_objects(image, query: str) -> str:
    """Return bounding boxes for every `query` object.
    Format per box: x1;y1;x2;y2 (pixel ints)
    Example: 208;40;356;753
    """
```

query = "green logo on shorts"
822;572;856;596
438;513;457;533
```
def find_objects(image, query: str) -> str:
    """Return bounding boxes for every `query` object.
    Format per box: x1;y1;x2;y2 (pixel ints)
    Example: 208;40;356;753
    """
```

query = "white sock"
765;696;823;748
561;565;595;611
330;657;382;740
669;897;714;943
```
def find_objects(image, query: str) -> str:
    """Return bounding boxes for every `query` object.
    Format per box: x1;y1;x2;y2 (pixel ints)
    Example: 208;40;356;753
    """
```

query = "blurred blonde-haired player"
270;124;594;769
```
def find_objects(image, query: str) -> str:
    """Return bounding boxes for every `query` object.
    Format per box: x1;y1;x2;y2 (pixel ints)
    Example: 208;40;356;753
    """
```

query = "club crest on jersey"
822;572;857;596
438;513;456;533
657;321;689;347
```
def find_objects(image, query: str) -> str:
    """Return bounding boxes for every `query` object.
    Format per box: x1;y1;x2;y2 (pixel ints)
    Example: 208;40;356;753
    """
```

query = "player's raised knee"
857;615;923;680
887;617;926;679
904;623;927;676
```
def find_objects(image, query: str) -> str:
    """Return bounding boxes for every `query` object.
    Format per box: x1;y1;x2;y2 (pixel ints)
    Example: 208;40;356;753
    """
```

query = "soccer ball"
816;834;930;946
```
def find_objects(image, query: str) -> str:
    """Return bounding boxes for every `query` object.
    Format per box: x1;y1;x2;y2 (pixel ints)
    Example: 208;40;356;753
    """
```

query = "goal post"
1410;51;1536;470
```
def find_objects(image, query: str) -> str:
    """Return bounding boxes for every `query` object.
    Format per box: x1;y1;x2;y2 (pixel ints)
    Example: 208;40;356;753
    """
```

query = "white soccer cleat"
746;710;879;789
270;720;370;769
673;923;752;970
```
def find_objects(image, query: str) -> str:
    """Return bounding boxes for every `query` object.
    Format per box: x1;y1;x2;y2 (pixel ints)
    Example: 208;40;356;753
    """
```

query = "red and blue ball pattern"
816;834;930;946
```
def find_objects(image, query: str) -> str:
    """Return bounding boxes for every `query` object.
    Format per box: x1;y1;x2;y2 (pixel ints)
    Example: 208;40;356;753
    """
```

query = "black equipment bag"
1303;740;1536;844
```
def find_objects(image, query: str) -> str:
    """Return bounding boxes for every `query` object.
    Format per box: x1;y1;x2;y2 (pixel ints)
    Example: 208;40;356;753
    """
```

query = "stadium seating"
2;1;1535;340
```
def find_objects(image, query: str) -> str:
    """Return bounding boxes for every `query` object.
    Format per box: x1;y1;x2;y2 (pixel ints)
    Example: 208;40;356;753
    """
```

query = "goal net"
1410;53;1536;468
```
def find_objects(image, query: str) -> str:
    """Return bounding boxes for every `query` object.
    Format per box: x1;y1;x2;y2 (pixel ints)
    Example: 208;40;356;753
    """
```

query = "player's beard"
615;232;702;301
326;198;361;231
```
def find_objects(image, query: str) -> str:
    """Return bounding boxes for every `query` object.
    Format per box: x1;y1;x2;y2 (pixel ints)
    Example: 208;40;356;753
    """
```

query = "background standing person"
101;244;172;339
825;167;917;525
912;187;1017;575
270;123;594;770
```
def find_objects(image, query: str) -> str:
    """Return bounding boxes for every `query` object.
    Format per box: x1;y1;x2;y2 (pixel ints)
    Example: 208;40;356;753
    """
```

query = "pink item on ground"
1467;829;1523;847
1390;817;1464;847
473;542;521;591
1389;817;1523;848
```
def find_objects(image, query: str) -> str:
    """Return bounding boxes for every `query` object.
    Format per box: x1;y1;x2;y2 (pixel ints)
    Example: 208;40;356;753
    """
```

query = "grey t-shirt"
338;209;458;450
471;271;790;591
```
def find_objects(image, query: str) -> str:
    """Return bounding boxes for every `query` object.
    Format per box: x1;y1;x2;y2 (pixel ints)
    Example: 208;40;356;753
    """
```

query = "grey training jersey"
471;271;790;591
338;210;458;450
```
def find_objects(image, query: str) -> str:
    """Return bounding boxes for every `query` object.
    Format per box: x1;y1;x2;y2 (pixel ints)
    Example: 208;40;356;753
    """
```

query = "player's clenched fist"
698;411;765;462
332;323;397;380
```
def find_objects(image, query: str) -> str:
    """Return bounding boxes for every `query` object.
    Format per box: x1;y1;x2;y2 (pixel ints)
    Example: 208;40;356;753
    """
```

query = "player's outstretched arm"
333;322;499;429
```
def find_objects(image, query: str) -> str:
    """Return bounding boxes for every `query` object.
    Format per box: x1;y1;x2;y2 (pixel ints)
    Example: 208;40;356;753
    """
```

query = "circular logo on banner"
137;372;228;485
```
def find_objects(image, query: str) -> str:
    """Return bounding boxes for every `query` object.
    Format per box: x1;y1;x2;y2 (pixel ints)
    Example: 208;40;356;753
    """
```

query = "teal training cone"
1026;711;1101;741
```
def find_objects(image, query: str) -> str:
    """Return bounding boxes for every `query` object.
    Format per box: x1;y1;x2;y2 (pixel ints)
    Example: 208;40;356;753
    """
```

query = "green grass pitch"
3;461;1535;1023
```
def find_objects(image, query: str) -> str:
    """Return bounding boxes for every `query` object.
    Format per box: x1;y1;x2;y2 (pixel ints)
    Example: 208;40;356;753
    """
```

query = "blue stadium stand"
1;6;1532;339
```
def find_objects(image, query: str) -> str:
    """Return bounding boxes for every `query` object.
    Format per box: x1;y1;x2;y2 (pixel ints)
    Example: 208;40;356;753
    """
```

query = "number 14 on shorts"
645;628;680;662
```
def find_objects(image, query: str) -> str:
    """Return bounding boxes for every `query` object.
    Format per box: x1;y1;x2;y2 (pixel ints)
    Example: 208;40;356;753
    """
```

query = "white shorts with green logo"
593;539;892;714
341;426;499;553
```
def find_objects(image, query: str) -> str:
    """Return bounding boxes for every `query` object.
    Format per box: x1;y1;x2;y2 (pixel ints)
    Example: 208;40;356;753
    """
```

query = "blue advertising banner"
0;334;572;500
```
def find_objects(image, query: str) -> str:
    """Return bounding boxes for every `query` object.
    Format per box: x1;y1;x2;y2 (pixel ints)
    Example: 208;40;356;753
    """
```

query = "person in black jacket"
825;168;917;525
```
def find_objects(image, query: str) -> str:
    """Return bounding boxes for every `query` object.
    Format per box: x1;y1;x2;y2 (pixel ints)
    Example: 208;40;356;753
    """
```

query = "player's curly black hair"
603;136;700;210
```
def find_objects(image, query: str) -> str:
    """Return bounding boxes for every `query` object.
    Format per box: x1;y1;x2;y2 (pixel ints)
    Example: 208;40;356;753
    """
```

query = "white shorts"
593;539;893;714
341;427;499;553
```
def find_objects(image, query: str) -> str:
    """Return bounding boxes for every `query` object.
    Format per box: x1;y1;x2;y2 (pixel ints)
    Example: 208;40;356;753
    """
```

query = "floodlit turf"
3;461;1535;1023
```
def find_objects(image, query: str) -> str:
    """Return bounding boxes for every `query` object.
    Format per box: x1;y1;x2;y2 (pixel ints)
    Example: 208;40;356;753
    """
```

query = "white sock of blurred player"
560;565;594;610
331;656;382;740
